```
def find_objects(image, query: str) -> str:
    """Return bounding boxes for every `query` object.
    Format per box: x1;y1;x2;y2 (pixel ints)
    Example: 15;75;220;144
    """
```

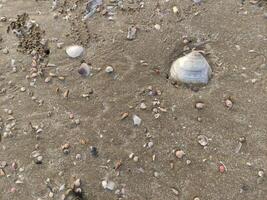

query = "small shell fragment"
102;180;115;191
66;45;84;58
170;51;212;84
133;115;142;126
197;135;208;146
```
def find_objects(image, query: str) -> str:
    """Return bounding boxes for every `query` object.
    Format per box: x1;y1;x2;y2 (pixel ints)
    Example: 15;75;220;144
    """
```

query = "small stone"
219;163;226;173
154;24;161;30
175;150;185;159
45;77;52;83
154;171;159;177
258;170;264;177
20;87;26;92
140;102;147;110
172;6;179;14
171;188;179;196
61;143;70;150
147;141;154;148
75;154;81;160
90;146;98;157
133;115;142;126
186;160;191;165
35;156;43;164
195;102;205;109
73;179;81;188
11;162;18;171
49;191;54;198
56;42;64;49
0;169;5;177
129;153;135;159
2;47;9;54
133;156;139;162
127;25;137;40
225;99;233;109
105;66;114;73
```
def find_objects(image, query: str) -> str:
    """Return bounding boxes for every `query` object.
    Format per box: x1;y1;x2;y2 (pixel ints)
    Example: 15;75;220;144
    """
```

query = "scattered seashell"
225;99;233;109
197;135;208;146
127;25;137;40
170;51;212;84
45;77;52;83
133;156;139;162
66;45;84;58
133;115;142;126
120;112;129;120
140;103;147;110
102;180;116;191
78;63;91;76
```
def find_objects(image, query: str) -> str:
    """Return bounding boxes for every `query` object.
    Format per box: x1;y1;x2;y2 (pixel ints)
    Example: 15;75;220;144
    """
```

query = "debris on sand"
83;0;103;21
7;13;49;57
127;25;137;40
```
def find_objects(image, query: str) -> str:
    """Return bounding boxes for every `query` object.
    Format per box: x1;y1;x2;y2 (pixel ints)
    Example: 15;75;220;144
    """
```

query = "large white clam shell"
66;45;84;58
170;51;212;84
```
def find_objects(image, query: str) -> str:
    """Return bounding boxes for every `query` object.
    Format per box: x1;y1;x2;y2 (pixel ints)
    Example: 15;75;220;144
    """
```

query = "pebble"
73;179;81;188
154;171;159;177
154;24;161;30
140;102;147;110
75;154;81;160
35;156;43;164
133;115;142;126
105;66;114;73
45;77;52;83
2;47;9;54
56;42;64;49
129;153;135;159
90;146;98;157
127;25;137;40
175;150;185;159
225;99;233;109
0;169;5;177
195;102;205;109
133;156;139;162
20;87;26;92
258;170;264;177
172;6;179;14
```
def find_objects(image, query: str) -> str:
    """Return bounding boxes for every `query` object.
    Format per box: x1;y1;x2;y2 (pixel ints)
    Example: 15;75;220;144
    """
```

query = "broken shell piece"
102;180;116;191
197;135;208;146
127;25;137;40
170;51;212;84
78;63;91;76
175;150;185;159
66;45;84;58
133;115;142;126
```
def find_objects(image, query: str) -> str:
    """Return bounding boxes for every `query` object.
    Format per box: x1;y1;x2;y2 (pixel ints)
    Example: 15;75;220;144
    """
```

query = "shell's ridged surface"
66;45;84;58
170;51;212;84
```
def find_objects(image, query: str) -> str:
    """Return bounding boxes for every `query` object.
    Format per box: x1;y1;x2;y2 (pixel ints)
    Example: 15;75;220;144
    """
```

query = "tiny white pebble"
154;24;161;30
133;156;139;162
105;66;114;73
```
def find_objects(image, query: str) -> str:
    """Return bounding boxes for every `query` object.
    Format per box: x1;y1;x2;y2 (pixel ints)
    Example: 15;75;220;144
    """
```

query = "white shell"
133;115;142;126
170;51;212;84
102;180;115;191
66;45;84;58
